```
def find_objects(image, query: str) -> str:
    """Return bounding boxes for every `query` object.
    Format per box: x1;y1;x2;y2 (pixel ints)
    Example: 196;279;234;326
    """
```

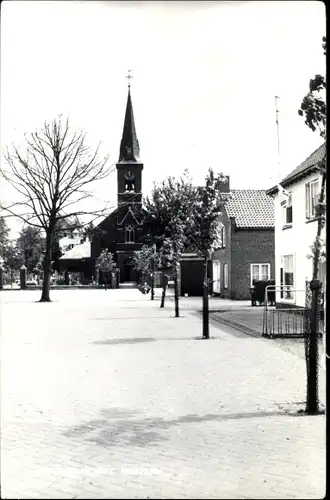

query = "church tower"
116;81;143;208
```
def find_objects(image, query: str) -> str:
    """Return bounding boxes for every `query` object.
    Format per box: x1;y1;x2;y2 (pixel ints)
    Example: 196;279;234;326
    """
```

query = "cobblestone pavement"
1;289;326;499
167;294;326;367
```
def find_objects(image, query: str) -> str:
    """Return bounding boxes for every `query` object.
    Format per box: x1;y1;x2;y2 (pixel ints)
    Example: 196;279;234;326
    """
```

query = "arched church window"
125;224;135;243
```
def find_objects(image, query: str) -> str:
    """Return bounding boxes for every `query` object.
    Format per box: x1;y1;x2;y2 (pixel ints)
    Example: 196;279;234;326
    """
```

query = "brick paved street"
1;289;326;499
169;294;326;368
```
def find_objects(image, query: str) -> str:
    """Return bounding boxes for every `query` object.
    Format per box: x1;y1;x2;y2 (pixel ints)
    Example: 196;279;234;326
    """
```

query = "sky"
0;0;326;238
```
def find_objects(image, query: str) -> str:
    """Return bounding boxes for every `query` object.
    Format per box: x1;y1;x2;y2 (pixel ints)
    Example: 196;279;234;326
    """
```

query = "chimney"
219;175;230;193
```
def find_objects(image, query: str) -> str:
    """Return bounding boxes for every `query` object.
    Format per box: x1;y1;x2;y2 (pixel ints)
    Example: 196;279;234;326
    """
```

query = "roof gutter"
266;163;321;196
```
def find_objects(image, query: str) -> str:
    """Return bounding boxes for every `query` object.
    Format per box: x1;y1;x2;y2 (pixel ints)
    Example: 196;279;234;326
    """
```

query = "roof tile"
225;190;274;228
280;142;326;185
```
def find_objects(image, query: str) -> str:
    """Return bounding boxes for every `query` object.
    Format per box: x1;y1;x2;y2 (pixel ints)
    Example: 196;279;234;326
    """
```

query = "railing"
262;285;324;338
264;307;307;338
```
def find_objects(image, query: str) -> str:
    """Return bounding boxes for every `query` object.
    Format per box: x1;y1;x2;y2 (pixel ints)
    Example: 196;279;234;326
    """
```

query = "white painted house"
266;143;326;308
59;229;82;254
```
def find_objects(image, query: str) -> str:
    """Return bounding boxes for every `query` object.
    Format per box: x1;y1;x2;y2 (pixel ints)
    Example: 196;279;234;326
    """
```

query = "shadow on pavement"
91;336;221;345
63;405;314;448
92;338;156;345
90;316;187;320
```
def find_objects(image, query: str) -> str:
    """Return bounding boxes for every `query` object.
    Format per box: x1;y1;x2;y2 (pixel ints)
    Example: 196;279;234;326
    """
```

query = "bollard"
20;265;27;289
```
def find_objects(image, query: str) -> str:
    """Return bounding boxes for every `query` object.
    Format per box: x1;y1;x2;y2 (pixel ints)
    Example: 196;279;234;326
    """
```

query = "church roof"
118;89;140;163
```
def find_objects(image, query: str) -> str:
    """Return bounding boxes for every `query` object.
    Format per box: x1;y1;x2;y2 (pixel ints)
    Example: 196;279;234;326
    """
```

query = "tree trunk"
174;264;179;318
202;256;210;339
151;272;155;300
160;271;167;308
306;169;326;414
39;231;52;302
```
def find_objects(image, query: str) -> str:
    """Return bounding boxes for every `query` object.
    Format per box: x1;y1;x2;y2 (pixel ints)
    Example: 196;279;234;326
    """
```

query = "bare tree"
1;116;114;301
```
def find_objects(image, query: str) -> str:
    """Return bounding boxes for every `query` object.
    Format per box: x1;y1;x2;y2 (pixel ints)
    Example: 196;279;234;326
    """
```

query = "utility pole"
275;96;282;182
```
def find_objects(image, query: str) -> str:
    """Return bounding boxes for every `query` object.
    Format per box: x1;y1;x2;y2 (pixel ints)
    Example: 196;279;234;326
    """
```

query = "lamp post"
20;264;27;290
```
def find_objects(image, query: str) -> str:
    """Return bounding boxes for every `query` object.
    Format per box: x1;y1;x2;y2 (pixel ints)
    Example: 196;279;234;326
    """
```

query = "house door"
212;261;221;294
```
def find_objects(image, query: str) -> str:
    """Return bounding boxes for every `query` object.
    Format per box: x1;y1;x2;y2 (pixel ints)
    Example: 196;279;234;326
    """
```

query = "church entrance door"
123;264;134;282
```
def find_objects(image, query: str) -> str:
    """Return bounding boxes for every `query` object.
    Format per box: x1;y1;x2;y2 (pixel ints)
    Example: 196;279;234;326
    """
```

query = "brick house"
212;187;275;300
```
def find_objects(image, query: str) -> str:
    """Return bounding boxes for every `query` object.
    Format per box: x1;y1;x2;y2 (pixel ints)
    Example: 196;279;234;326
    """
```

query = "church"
59;82;205;291
90;84;149;283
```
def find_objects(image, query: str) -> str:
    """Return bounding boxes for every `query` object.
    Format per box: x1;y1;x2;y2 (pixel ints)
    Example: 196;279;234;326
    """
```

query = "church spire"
118;72;140;163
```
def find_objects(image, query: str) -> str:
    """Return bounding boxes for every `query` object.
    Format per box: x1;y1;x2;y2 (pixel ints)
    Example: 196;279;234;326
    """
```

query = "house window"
250;263;270;287
213;223;226;249
305;180;319;219
281;254;294;299
125;225;135;243
222;226;226;248
212;260;221;294
223;263;228;289
283;192;293;225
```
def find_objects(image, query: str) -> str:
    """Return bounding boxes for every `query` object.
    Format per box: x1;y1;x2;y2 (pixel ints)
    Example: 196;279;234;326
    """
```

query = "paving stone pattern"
0;289;326;499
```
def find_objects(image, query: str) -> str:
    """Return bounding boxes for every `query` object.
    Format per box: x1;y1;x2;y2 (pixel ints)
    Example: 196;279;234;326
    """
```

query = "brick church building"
90;86;149;283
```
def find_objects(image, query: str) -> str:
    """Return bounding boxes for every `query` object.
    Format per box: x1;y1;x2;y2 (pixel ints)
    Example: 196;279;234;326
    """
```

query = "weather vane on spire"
126;69;133;88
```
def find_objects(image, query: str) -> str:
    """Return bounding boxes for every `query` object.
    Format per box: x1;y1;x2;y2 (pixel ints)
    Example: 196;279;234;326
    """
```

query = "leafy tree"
133;243;158;298
2;243;23;275
158;237;174;308
1;116;112;301
16;226;45;273
0;216;10;261
144;171;197;317
189;169;230;338
298;36;326;138
298;36;326;415
96;249;115;288
81;221;95;241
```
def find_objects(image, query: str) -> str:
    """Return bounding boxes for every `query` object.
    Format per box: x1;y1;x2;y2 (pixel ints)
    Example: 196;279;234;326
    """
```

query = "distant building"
211;183;275;300
266;143;326;308
59;229;82;254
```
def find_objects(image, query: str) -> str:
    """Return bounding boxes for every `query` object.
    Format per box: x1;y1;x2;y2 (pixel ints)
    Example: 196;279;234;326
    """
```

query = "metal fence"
262;285;324;338
262;307;324;338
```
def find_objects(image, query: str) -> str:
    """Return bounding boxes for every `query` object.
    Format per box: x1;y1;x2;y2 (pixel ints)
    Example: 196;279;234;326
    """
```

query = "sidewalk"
1;289;326;499
160;291;326;368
